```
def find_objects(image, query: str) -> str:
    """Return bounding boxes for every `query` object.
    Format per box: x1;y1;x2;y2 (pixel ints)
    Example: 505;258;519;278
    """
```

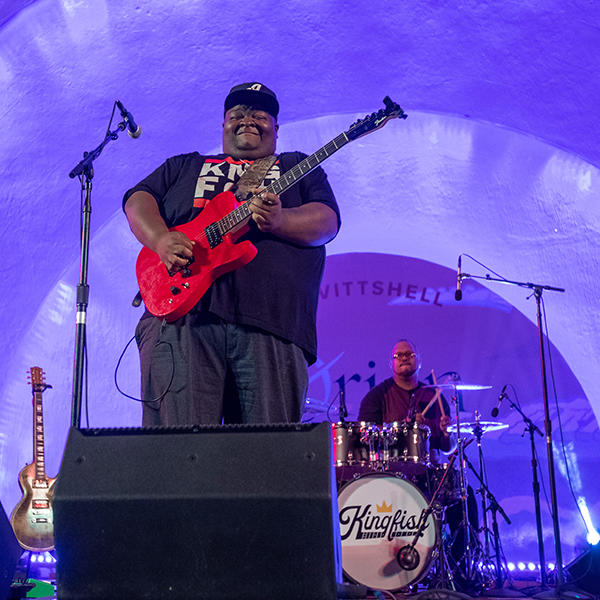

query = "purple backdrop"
1;0;599;574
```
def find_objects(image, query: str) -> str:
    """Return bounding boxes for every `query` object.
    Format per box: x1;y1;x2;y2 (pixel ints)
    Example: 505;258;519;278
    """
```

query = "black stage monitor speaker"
565;543;600;595
1;500;22;600
54;422;341;600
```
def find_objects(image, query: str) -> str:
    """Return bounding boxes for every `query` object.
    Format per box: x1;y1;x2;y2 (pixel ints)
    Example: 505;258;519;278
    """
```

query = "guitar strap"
231;154;278;201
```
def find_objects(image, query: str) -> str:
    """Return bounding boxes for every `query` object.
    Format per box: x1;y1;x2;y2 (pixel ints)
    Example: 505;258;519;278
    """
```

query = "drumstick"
437;392;446;418
421;387;441;417
430;369;446;418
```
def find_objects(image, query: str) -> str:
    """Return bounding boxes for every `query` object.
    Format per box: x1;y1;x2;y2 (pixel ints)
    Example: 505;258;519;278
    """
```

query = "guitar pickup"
32;500;49;509
204;223;223;249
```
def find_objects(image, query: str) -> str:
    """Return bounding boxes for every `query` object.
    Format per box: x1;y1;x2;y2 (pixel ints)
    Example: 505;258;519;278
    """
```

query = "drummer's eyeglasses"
393;352;416;360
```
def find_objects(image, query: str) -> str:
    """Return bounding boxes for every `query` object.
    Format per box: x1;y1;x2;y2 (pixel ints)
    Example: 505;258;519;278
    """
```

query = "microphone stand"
67;116;133;429
460;271;566;588
507;396;548;588
338;384;348;424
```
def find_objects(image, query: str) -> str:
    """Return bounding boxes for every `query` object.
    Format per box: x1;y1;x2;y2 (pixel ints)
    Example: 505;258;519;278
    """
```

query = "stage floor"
9;551;595;600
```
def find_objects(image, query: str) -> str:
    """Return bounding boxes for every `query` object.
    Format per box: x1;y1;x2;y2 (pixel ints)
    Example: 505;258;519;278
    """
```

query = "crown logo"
376;500;393;513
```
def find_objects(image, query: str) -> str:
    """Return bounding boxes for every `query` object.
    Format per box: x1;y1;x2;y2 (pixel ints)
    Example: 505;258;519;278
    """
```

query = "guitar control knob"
182;282;190;289
170;286;181;295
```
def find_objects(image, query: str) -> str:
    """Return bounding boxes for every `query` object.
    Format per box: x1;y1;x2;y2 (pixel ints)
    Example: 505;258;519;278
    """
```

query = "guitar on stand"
10;367;56;551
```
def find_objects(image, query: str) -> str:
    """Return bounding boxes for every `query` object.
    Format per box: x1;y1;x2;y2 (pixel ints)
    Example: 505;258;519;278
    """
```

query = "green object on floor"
25;578;55;598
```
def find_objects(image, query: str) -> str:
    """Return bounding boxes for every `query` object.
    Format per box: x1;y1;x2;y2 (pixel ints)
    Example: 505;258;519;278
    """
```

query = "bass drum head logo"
337;473;437;591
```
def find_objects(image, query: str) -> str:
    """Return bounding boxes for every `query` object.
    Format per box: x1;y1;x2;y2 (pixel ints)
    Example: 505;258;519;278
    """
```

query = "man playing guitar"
123;82;340;426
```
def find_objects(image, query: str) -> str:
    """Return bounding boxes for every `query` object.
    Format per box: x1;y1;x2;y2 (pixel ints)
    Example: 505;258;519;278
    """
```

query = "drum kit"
332;381;511;595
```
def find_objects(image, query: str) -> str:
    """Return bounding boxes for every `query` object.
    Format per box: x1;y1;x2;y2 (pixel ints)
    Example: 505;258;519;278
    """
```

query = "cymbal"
422;383;492;391
447;421;509;435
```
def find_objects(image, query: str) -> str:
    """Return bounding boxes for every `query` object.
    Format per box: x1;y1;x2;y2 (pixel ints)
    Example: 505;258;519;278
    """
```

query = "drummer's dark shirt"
357;378;454;463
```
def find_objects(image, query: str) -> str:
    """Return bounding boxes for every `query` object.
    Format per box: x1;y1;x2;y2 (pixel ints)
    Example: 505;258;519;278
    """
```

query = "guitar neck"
218;131;350;234
33;389;46;480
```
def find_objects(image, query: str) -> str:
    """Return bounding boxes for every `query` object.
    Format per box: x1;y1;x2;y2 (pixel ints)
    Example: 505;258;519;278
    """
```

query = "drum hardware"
427;377;482;590
446;421;509;435
462;450;511;591
362;423;380;464
331;421;432;480
422;382;492;391
447;410;513;591
397;451;462;591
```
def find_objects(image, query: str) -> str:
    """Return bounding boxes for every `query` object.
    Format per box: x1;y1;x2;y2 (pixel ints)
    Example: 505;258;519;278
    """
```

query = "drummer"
358;338;481;592
357;339;455;463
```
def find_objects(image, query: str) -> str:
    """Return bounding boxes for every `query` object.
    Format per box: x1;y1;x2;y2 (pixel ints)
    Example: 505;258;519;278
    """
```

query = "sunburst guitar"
10;367;56;551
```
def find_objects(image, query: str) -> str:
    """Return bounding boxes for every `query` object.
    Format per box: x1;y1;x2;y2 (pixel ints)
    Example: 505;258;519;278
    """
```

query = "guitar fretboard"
216;132;350;235
33;390;46;480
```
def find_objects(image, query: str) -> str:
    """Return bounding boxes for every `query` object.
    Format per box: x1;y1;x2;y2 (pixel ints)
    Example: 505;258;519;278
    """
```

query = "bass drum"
337;473;437;592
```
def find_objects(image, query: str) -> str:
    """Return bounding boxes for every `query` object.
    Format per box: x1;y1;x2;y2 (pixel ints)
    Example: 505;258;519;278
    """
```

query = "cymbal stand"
397;453;460;590
472;411;492;561
507;394;548;587
450;380;477;583
463;452;512;589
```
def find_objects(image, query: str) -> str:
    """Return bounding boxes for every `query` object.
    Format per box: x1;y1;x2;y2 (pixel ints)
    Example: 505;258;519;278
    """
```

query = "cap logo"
249;83;262;91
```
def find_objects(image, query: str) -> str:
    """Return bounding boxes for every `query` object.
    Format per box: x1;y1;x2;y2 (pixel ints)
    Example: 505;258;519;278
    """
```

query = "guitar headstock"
346;96;407;141
27;367;47;393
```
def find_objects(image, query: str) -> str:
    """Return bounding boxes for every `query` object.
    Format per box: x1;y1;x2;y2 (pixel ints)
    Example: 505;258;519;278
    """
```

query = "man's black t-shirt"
123;152;340;364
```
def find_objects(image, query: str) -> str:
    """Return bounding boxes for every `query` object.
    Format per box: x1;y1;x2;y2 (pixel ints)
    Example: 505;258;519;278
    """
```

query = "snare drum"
337;472;437;591
383;421;431;474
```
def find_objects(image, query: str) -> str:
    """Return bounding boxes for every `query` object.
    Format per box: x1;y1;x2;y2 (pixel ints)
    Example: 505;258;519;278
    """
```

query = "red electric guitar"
10;367;56;551
136;96;407;322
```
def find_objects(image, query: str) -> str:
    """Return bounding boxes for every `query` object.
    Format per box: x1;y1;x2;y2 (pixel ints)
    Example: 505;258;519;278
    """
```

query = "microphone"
454;255;462;301
491;384;508;418
339;384;348;421
116;100;142;138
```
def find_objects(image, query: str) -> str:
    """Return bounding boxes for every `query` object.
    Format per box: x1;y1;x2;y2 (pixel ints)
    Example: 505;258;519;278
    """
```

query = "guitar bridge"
205;223;223;249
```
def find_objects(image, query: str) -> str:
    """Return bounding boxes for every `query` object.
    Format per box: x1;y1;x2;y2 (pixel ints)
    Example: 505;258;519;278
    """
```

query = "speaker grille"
54;422;340;600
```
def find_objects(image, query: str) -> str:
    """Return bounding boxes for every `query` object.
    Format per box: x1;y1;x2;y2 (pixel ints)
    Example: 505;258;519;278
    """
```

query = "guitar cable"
114;319;175;405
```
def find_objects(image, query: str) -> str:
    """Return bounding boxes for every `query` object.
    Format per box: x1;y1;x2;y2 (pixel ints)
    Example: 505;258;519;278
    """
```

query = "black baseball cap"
224;82;279;119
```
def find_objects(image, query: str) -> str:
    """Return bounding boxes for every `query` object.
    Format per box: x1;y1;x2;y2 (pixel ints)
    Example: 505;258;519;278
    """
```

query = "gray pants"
136;313;308;426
